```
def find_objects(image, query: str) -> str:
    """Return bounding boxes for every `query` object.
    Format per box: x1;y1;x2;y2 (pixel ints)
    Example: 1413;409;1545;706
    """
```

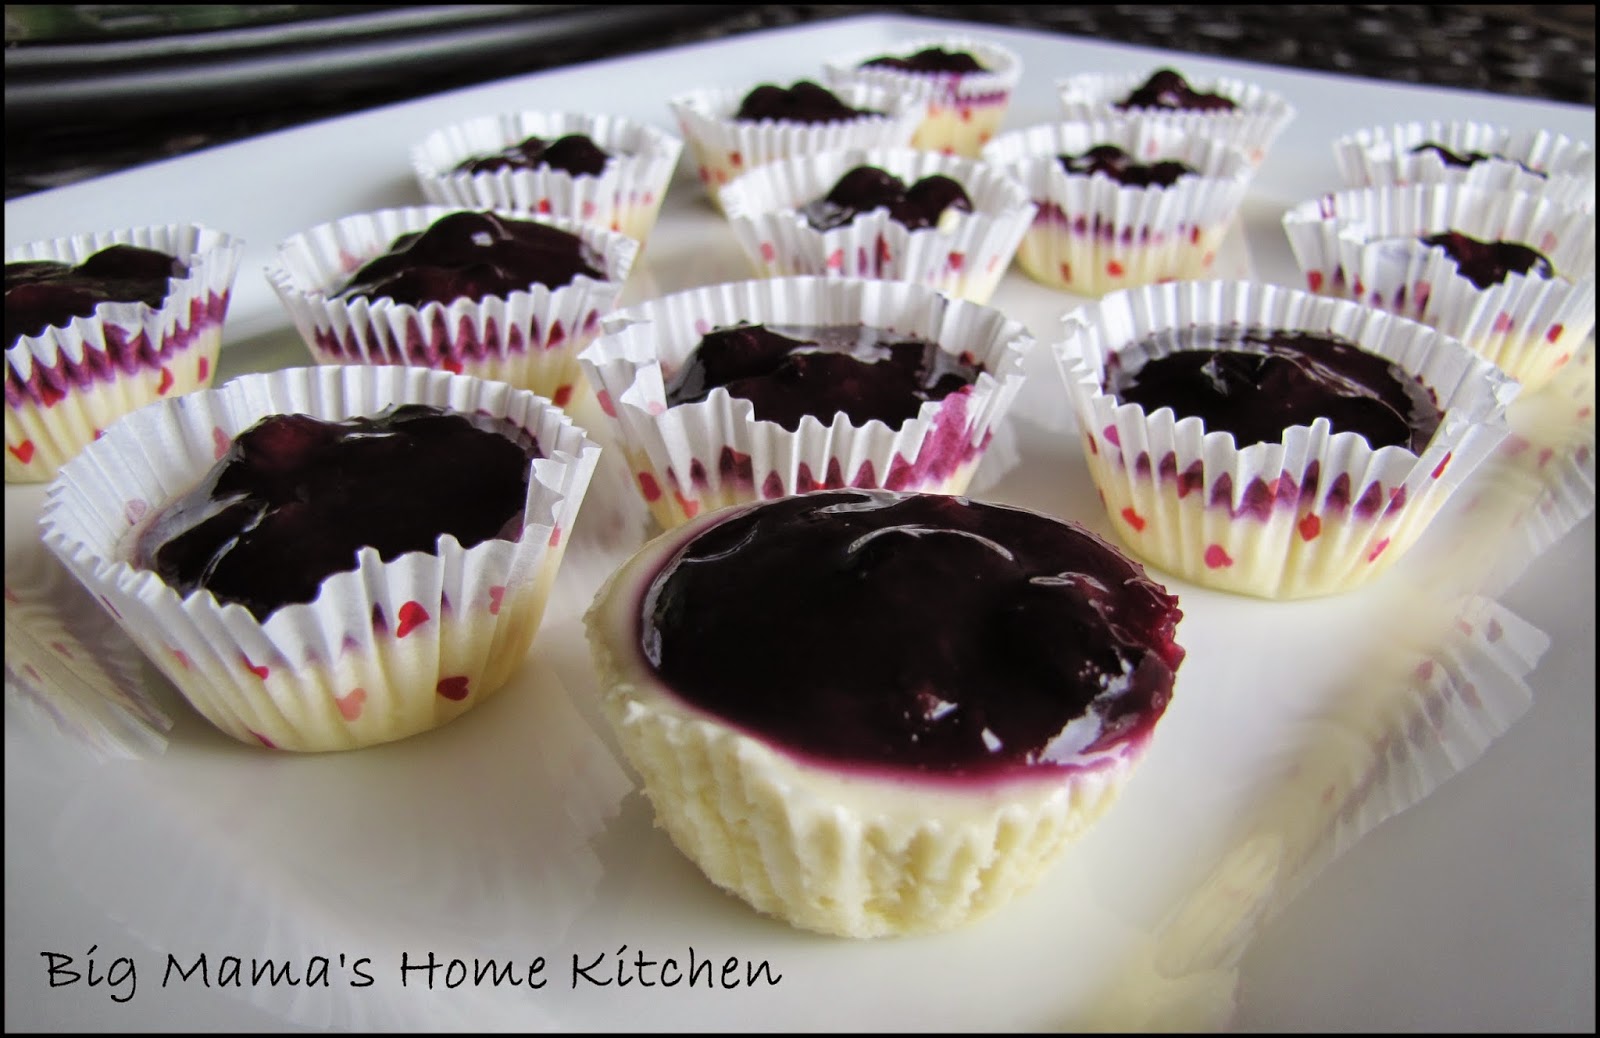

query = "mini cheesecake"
586;489;1185;938
6;225;242;483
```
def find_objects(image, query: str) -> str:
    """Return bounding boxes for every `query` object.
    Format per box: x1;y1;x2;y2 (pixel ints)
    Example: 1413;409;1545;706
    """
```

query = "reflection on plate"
4;12;1594;1033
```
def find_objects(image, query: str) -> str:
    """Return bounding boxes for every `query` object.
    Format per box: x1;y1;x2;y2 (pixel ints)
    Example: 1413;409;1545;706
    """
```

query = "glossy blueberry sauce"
1420;230;1555;290
1115;69;1237;112
799;165;974;232
6;245;188;347
332;211;606;308
452;133;613;176
1409;142;1544;178
135;403;542;621
640;490;1185;777
734;81;883;124
663;322;982;432
860;47;986;75
1104;327;1442;453
1057;144;1198;188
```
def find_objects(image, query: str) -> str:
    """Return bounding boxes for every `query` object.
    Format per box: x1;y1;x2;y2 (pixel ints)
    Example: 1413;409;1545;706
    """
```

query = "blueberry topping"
860;47;986;75
734;81;883;124
1420;230;1555;290
1056;144;1198;188
453;133;613;177
1115;69;1237;112
663;322;982;432
6;244;188;347
1104;327;1442;452
641;490;1184;776
331;211;606;307
135;404;543;621
1408;142;1545;178
799;165;974;231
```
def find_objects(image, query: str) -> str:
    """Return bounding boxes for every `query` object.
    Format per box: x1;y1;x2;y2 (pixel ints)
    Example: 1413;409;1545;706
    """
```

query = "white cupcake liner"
667;81;927;210
981;119;1254;296
1057;70;1296;167
585;492;1164;938
411;111;685;244
38;365;602;752
1332;120;1596;211
6;224;244;483
576;276;1033;529
718;146;1036;303
1051;280;1519;599
821;35;1024;157
1281;183;1597;392
266;205;638;408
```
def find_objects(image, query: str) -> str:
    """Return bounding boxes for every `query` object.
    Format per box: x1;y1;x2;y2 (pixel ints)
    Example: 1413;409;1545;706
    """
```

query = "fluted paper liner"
38;365;602;752
1282;183;1597;392
576;276;1032;529
1057;70;1295;167
584;493;1161;938
6;223;244;483
1332;120;1595;211
267;205;637;408
718;146;1036;303
981;120;1254;295
821;35;1024;157
411;111;685;243
667;82;926;210
1052;280;1518;598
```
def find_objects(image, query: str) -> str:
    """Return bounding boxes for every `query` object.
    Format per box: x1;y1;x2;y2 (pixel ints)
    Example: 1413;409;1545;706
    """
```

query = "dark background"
5;4;1595;201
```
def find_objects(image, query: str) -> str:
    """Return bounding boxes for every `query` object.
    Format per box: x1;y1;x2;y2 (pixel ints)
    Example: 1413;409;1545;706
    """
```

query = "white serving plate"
5;14;1594;1032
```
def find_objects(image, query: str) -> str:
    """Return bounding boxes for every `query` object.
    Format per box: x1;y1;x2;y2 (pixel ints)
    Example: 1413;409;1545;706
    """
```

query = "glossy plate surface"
5;14;1594;1032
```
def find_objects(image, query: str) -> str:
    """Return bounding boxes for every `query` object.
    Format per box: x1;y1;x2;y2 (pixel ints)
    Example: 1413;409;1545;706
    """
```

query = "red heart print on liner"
1298;513;1322;542
8;440;35;464
1120;507;1147;532
488;586;506;615
336;688;367;721
437;676;471;701
156;367;175;395
241;654;270;680
213;426;231;460
396;601;430;638
1203;544;1233;569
